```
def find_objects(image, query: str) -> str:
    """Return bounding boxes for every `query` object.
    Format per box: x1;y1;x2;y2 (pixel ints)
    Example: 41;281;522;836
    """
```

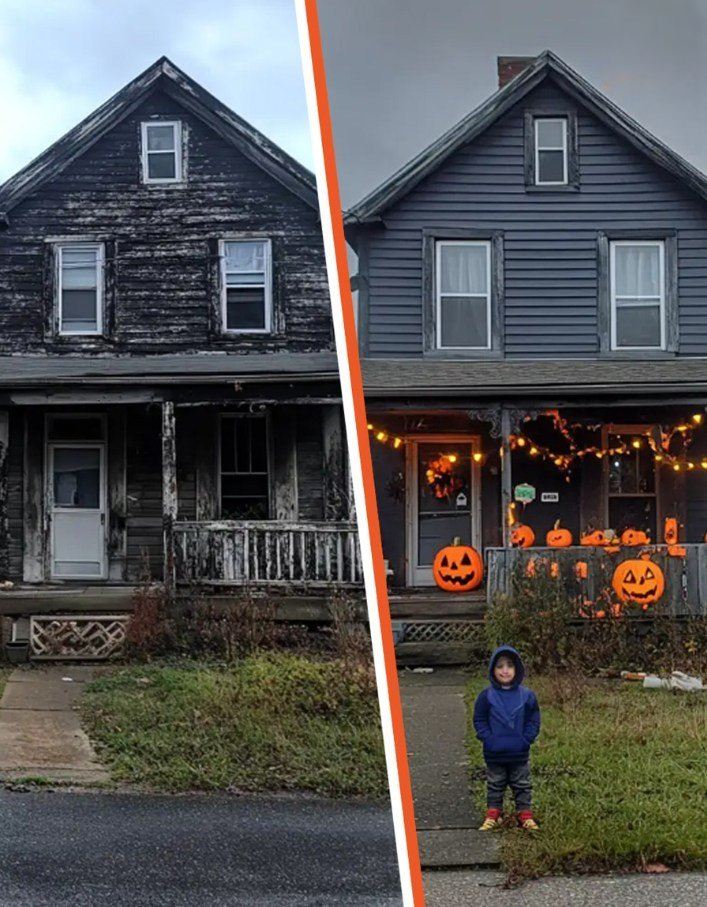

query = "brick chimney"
497;56;535;89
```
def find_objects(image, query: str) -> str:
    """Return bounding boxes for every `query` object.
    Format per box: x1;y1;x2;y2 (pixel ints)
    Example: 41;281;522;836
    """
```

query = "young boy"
473;644;540;831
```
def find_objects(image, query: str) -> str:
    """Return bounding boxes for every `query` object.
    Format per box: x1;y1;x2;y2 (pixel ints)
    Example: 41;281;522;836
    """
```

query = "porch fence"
172;520;363;587
486;545;707;617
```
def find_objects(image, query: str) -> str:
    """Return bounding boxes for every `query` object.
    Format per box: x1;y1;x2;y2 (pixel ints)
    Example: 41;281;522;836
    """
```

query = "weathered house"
346;51;707;654
0;58;359;659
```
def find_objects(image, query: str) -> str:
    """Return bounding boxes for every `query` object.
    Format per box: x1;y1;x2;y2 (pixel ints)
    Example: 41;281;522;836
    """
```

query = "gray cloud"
0;0;311;180
318;0;707;206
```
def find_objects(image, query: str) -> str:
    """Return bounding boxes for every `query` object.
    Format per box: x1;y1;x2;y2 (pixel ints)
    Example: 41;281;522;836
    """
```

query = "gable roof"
346;50;707;225
0;57;317;215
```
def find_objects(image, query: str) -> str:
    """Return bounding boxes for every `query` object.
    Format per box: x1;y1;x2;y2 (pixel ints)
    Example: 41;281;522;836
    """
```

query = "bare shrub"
125;552;169;659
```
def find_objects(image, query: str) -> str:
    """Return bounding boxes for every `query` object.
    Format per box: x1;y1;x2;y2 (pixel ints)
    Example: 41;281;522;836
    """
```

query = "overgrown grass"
82;653;387;799
0;666;12;700
466;673;707;878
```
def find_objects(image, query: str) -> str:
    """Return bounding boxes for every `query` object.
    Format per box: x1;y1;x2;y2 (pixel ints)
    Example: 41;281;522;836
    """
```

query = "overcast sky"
318;0;707;207
0;0;311;182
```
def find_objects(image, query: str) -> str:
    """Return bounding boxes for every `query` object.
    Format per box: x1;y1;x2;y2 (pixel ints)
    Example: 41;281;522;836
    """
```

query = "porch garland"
366;411;707;478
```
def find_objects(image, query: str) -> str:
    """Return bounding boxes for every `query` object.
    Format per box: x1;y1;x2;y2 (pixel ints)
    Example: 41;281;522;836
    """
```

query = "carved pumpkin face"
620;528;650;546
511;524;535;548
432;539;483;592
612;557;665;605
581;529;609;546
664;518;678;545
546;520;572;548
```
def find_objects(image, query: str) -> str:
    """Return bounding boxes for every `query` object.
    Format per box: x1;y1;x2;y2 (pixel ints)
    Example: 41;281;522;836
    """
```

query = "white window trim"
141;120;183;184
534;117;568;186
435;240;491;351
610;240;666;351
56;242;104;336
217;412;273;519
219;237;273;335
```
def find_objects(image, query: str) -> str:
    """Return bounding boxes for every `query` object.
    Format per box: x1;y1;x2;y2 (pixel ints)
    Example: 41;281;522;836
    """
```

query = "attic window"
141;121;182;183
534;118;567;185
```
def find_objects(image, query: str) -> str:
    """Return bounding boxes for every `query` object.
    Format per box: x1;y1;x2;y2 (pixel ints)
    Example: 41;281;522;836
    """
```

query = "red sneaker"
479;808;503;831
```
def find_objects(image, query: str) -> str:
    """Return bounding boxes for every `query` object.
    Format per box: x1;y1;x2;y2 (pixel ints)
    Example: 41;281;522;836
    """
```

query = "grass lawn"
466;674;707;878
82;652;387;799
0;666;13;701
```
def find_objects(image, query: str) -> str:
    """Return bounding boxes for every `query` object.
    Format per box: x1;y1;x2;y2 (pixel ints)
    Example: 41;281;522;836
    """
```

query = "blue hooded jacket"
473;645;540;765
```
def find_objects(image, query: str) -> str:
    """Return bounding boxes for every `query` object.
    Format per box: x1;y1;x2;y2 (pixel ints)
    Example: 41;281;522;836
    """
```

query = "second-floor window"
610;241;665;350
141;121;182;183
221;239;272;333
57;243;103;335
534;117;568;185
435;240;491;350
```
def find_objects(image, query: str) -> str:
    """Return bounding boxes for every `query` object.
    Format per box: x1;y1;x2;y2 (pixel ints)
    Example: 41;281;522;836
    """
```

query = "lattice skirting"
399;620;485;644
30;614;129;660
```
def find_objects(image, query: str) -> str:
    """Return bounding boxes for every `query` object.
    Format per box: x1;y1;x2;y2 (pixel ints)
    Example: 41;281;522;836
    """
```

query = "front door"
48;443;106;579
407;437;481;586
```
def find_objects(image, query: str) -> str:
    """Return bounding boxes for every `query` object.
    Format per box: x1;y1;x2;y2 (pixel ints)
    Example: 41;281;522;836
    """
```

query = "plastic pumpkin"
511;524;535;548
611;556;665;605
664;517;679;545
581;529;610;546
546;519;572;548
432;538;483;592
620;528;650;546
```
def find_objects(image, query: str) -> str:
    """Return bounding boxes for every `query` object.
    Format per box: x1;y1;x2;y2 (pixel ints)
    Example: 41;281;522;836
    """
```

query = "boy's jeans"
486;761;532;811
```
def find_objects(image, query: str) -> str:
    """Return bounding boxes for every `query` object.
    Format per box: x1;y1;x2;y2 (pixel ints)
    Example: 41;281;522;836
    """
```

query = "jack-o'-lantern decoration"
575;561;588;580
546;519;572;548
620;528;650;546
612;555;665;605
511;524;535;548
432;537;483;592
664;518;679;545
581;529;610;546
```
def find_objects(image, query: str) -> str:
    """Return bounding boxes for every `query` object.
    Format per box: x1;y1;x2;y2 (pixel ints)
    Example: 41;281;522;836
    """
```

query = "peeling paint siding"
362;80;707;358
8;410;23;579
0;90;332;355
126;406;163;581
297;409;324;521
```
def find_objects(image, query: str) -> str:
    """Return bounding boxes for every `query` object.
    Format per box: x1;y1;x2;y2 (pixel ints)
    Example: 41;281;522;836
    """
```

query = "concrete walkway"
0;665;109;783
399;668;499;870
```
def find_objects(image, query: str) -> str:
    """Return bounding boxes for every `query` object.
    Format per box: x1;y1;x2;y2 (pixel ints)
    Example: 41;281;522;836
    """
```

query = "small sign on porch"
455;492;468;509
514;483;536;504
541;492;559;503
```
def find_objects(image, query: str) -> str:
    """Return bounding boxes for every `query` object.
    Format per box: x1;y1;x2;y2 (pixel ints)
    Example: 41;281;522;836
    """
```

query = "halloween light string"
367;411;707;488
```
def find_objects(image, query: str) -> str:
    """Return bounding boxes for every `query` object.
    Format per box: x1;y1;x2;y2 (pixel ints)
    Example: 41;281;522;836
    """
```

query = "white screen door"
407;437;481;586
49;443;106;579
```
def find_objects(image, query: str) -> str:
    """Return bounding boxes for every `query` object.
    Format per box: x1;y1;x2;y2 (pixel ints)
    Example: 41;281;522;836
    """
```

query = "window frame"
434;239;492;352
601;423;661;537
219;237;273;335
217;412;272;520
534;117;568;186
55;242;104;337
422;228;504;358
609;239;666;352
523;110;579;191
141;120;183;185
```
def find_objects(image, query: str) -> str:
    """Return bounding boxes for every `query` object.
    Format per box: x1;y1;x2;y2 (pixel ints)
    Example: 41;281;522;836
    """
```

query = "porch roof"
0;352;338;386
362;357;707;399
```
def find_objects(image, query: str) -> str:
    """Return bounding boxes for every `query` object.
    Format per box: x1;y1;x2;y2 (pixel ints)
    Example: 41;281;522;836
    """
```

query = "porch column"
501;407;513;547
23;410;44;582
0;411;9;578
161;401;177;593
322;405;346;521
273;406;298;520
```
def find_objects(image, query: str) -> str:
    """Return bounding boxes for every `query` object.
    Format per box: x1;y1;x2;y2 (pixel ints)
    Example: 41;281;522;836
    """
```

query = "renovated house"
0;58;359;659
347;51;707;655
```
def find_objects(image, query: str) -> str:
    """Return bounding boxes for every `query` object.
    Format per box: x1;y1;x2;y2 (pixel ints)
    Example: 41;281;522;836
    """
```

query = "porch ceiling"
0;352;339;387
362;358;707;399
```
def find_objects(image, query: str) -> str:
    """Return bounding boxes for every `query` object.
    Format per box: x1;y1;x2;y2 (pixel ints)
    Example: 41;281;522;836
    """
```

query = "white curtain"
614;244;660;298
440;244;487;295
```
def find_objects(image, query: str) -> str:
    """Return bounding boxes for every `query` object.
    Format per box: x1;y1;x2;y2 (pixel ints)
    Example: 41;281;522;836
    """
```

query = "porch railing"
172;520;362;587
486;545;707;617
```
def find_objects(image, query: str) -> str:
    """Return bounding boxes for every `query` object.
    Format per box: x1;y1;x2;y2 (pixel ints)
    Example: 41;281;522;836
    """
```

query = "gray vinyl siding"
362;79;707;358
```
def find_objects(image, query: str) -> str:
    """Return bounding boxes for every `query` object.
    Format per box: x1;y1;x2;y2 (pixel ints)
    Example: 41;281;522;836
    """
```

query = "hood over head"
488;644;525;688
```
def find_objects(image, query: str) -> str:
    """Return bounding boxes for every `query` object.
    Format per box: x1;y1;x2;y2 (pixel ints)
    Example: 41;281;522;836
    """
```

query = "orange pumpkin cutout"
668;544;687;558
432;538;483;592
620;528;650;546
550;561;560;578
664;518;679;545
525;558;537;578
511;524;535;548
612;556;665;605
581;529;610;546
575;561;588;580
546;519;572;548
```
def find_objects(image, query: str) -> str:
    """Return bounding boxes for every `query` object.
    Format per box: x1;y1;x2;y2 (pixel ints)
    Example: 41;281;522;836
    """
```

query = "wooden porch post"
0;411;9;578
501;407;513;547
322;405;346;520
161;401;178;593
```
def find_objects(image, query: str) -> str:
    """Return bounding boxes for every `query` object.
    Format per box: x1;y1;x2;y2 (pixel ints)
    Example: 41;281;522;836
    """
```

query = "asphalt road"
0;789;402;906
424;869;707;906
